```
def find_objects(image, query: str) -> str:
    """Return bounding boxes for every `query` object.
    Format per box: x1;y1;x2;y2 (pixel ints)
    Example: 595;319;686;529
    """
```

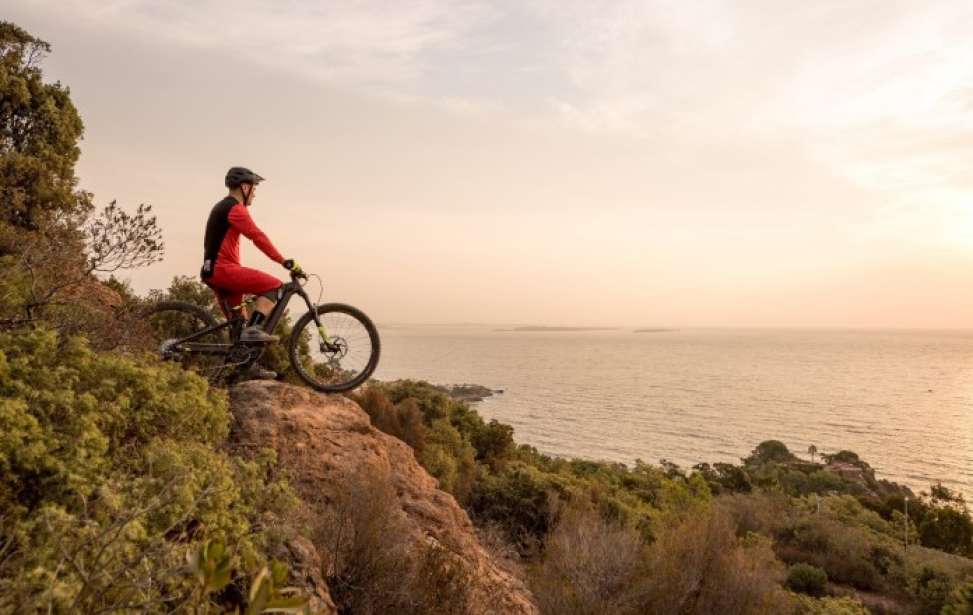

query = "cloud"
30;0;499;92
20;0;973;230
521;0;973;238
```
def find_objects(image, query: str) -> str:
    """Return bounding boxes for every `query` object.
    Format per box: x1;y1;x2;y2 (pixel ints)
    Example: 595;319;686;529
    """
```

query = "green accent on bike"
317;325;329;342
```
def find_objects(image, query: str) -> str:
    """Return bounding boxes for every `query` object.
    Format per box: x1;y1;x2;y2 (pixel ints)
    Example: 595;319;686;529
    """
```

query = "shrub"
469;464;564;552
313;466;474;615
0;327;297;612
790;594;870;615
786;563;828;596
529;502;648;615
355;387;426;453
642;507;786;615
470;419;515;470
774;514;894;591
419;428;476;502
941;579;973;615
911;564;958;615
918;505;973;556
718;492;790;537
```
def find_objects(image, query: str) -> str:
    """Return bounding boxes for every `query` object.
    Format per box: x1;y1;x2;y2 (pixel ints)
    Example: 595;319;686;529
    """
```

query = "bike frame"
168;275;323;356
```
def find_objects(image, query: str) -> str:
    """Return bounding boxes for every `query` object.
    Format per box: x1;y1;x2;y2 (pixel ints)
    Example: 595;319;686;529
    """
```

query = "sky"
8;0;973;328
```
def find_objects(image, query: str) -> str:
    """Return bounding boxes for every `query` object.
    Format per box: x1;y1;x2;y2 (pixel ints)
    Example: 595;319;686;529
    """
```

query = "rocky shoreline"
437;383;505;403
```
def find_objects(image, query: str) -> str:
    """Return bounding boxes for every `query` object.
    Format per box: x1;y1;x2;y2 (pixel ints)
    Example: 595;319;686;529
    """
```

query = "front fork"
298;289;331;346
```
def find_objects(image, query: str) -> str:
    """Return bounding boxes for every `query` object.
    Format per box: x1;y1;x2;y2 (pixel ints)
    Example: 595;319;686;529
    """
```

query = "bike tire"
288;303;381;393
142;300;227;377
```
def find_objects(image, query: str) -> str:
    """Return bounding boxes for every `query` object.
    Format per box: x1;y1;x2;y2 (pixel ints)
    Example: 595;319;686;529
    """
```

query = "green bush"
745;440;796;465
785;563;828;596
790;594;869;615
919;506;973;556
942;579;973;615
911;565;957;615
469;463;563;550
0;327;298;613
774;512;897;591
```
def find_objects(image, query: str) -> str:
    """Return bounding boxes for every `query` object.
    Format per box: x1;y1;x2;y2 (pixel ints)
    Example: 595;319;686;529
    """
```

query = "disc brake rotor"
320;336;349;363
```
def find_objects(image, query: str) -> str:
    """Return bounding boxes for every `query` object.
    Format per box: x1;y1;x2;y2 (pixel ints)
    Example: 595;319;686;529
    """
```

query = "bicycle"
143;269;380;392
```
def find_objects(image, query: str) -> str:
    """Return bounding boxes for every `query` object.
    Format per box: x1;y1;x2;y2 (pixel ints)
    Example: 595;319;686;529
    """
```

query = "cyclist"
200;167;302;353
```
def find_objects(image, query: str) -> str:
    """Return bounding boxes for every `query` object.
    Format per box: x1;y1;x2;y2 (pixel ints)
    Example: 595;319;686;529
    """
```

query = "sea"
372;326;973;497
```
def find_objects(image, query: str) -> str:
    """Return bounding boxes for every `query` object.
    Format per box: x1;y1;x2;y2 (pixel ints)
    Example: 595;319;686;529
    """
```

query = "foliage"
189;541;310;614
790;594;869;615
785;563;828;597
0;21;87;232
0;23;162;340
0;327;301;613
155;275;223;318
745;440;797;465
919;506;973;556
942;579;973;615
85;201;164;273
694;461;753;494
911;564;957;615
313;466;474;615
337;380;973;614
529;501;648;615
642;507;787;614
354;381;482;503
356;387;426;452
360;381;683;551
469;462;565;551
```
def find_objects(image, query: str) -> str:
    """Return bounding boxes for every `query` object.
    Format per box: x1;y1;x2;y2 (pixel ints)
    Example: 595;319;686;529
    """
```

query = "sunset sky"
9;1;973;327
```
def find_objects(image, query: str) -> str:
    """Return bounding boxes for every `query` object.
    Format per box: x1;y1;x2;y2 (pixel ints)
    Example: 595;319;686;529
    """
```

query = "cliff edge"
229;380;538;615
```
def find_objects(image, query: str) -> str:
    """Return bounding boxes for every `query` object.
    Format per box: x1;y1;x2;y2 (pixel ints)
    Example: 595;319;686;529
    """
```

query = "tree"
808;444;818;464
918;506;973;556
0;21;89;233
744;440;796;465
0;23;163;338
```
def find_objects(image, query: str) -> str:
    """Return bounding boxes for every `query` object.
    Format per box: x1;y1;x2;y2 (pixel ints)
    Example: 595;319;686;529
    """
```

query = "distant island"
634;328;678;333
495;326;620;332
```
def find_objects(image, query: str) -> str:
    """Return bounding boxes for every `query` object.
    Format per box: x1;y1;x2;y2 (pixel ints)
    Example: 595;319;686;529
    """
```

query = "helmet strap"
241;184;251;206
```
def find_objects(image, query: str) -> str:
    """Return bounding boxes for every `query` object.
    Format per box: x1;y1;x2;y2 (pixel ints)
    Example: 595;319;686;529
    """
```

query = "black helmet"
225;166;265;188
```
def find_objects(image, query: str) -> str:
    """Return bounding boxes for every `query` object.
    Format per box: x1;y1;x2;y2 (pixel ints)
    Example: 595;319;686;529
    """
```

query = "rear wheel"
142;300;230;379
289;303;380;392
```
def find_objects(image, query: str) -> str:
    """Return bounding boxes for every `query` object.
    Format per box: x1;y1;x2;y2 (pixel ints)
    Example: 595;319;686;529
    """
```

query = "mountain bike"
143;270;380;392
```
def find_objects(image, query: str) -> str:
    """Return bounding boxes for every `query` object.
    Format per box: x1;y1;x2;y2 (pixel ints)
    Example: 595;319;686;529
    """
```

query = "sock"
247;311;267;328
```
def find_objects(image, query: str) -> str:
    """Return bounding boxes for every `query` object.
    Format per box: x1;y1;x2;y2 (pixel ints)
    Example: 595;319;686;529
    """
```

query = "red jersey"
201;197;283;277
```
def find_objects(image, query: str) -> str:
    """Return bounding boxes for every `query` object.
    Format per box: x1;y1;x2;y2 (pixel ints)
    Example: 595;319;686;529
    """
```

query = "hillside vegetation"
2;20;972;614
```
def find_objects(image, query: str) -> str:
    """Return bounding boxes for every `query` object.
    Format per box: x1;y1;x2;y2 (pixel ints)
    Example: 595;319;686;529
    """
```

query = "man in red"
201;167;301;345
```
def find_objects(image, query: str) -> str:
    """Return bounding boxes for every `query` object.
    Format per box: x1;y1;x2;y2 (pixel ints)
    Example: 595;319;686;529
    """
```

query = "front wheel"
289;303;380;392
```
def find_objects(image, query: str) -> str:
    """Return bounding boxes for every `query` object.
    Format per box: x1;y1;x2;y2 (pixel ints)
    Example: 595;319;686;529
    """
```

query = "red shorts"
204;264;282;316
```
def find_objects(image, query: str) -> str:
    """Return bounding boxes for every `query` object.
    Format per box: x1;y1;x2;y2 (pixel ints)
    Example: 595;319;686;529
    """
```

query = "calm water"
373;326;973;496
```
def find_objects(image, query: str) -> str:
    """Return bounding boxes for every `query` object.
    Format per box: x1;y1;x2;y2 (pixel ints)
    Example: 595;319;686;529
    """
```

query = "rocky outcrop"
229;381;538;615
437;383;504;403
